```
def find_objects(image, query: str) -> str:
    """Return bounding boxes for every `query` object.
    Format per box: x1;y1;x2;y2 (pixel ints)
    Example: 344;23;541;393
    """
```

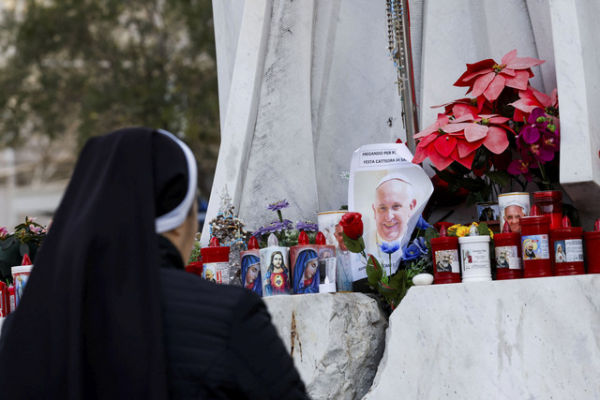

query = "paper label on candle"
495;245;521;270
318;246;336;293
203;262;229;284
434;249;459;273
554;239;583;263
521;234;549;260
461;247;490;272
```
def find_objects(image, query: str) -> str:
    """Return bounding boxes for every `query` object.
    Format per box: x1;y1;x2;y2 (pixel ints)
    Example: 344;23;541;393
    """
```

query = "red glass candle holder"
533;191;562;230
494;231;523;280
550;217;584;275
431;235;461;284
584;229;600;274
521;215;552;278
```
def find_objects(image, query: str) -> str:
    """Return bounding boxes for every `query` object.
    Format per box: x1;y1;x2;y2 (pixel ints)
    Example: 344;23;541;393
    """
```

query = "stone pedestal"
264;293;387;400
364;274;600;399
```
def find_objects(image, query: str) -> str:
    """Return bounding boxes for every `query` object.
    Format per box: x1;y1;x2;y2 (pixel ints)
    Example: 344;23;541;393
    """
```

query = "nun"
292;249;320;294
0;128;307;399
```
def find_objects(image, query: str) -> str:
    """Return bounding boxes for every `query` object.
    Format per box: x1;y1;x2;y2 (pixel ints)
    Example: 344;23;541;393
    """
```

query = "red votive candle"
550;216;584;275
533;190;562;230
521;206;552;278
584;218;600;274
431;227;461;284
200;237;230;284
494;222;523;280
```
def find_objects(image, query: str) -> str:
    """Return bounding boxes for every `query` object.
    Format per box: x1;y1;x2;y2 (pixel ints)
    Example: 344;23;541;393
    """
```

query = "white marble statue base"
364;274;600;399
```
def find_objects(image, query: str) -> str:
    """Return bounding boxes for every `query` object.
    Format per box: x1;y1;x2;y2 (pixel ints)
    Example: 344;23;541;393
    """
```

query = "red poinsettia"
454;49;544;102
510;86;558;122
432;97;491;116
413;105;514;170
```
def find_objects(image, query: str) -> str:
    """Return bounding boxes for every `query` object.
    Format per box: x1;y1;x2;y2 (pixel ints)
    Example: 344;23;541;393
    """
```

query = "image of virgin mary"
241;254;262;296
293;249;320;294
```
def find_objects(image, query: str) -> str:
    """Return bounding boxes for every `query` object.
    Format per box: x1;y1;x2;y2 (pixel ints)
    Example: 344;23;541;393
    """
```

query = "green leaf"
389;269;406;287
487;170;510;188
342;232;365;254
424;227;439;243
366;255;383;286
19;242;30;257
0;237;16;251
477;222;490;236
377;281;396;296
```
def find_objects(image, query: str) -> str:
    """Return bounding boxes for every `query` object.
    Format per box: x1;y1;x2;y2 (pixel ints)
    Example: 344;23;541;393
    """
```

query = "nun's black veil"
0;127;193;399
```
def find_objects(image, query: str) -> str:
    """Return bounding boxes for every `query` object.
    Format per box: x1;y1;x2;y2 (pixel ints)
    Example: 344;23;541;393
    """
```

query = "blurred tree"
0;0;220;196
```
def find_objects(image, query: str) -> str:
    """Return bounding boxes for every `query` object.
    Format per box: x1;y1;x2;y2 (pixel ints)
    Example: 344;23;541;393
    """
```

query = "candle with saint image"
240;236;262;296
584;219;600;274
431;225;461;284
289;231;321;295
315;232;336;293
259;234;291;296
200;237;230;284
11;254;34;308
551;216;584;276
494;221;523;280
521;205;552;277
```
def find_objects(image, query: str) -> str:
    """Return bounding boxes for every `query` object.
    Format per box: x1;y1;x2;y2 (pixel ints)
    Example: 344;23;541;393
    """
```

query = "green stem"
361;250;368;261
277;210;283;223
536;160;551;189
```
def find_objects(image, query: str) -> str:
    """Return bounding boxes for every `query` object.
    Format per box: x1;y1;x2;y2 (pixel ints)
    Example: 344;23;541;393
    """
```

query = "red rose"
340;212;363;240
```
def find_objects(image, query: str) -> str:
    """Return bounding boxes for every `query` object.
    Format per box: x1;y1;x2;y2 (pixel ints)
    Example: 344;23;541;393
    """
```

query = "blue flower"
267;200;290;211
296;221;318;232
402;237;428;261
252;226;267;238
380;241;400;254
416;215;432;230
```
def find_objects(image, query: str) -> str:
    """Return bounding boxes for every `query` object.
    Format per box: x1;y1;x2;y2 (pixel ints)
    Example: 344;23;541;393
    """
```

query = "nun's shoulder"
159;268;258;317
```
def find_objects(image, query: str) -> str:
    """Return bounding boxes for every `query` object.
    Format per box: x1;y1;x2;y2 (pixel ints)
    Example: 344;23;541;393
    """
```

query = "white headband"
155;129;198;233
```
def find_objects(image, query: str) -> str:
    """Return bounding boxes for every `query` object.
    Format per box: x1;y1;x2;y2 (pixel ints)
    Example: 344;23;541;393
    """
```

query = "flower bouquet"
0;217;48;284
414;49;560;203
252;200;319;247
339;212;435;310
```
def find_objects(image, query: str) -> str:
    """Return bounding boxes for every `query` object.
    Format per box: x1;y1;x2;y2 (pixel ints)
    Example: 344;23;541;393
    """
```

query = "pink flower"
454;49;544;102
0;226;8;239
413;107;514;170
431;97;491;116
508;159;533;181
510;86;558;114
29;224;43;234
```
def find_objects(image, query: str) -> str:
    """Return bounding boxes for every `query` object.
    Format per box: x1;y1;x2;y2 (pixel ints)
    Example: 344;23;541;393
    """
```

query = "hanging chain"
386;0;418;149
386;0;407;94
